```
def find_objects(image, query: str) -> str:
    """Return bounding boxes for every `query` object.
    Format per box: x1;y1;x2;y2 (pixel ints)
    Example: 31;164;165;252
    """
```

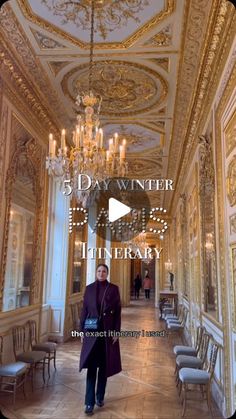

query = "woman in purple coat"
79;264;122;415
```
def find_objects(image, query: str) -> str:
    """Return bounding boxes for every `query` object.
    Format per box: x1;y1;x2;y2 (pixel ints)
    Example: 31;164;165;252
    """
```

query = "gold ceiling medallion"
62;60;168;117
226;156;236;207
18;0;175;49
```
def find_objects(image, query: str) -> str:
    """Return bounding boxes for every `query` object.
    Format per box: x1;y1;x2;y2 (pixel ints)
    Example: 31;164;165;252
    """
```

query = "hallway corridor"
0;299;222;419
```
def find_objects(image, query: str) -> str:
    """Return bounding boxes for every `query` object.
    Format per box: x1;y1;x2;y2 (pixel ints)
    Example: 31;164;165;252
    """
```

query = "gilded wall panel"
215;60;236;416
225;109;236;157
0;115;46;310
230;243;236;331
226;156;236;207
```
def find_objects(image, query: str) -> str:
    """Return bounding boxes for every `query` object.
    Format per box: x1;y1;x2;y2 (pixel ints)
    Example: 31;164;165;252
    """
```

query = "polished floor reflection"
0;298;222;418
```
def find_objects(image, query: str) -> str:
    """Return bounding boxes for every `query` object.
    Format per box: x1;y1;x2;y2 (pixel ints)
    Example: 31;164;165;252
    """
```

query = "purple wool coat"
79;281;122;378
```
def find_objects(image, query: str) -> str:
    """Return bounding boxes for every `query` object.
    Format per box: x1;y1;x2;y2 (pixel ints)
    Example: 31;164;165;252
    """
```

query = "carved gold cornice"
0;4;69;129
0;36;59;136
168;0;235;214
18;0;175;49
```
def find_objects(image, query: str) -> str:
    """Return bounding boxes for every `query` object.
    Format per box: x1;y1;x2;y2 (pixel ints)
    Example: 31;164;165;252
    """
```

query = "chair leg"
31;365;34;392
53;350;57;370
47;357;51;378
23;374;26;399
181;383;187;417
13;380;16;407
178;381;182;397
200;384;204;399
206;382;213;417
174;363;179;375
42;359;46;384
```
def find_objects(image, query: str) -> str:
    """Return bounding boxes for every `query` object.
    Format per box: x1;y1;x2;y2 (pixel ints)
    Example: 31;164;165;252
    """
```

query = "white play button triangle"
108;198;131;222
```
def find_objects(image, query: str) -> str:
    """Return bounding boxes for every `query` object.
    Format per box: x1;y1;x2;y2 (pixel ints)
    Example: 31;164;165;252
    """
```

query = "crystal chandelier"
46;0;128;204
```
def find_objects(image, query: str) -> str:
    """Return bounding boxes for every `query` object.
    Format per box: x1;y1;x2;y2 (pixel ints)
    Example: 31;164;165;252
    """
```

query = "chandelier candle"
61;129;66;150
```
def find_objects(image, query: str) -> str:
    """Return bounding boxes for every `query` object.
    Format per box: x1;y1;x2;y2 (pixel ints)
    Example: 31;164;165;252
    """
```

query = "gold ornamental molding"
0;36;59;136
226;156;236;207
0;137;44;310
0;4;70;129
17;0;175;49
168;0;235;214
215;61;236;417
62;60;168;117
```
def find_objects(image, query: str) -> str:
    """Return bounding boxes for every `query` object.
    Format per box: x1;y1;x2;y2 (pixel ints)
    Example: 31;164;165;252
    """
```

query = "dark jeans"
145;289;150;299
134;288;140;299
85;364;107;406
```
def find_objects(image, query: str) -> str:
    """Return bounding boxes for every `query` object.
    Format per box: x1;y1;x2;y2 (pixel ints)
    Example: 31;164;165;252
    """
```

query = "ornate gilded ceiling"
19;0;174;47
62;60;168;116
0;0;232;209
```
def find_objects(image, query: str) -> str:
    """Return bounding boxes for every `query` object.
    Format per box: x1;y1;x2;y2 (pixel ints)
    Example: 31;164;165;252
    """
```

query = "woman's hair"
96;263;109;273
145;274;150;278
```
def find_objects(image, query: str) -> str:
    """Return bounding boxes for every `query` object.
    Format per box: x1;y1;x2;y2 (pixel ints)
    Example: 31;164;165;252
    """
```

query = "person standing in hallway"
134;273;142;299
143;274;152;299
79;264;122;416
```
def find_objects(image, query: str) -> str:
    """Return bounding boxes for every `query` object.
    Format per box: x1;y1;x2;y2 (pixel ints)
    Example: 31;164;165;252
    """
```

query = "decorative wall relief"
230;214;236;235
226;156;236;207
144;24;172;47
199;134;218;316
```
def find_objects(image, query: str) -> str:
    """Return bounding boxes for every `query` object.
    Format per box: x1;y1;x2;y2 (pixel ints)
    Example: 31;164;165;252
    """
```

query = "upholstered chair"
0;336;28;405
166;306;186;326
175;332;211;386
173;325;205;357
165;305;183;321
178;338;219;417
166;308;188;340
27;320;57;378
12;325;47;390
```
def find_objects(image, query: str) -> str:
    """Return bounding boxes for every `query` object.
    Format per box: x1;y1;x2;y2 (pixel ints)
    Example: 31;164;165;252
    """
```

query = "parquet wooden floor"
0;298;223;419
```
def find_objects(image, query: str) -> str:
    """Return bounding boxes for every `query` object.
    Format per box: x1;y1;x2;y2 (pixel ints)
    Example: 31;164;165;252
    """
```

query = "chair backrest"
27;320;38;347
198;332;211;364
0;336;3;365
206;339;219;379
195;325;205;353
177;304;183;318
180;307;188;326
12;326;26;359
